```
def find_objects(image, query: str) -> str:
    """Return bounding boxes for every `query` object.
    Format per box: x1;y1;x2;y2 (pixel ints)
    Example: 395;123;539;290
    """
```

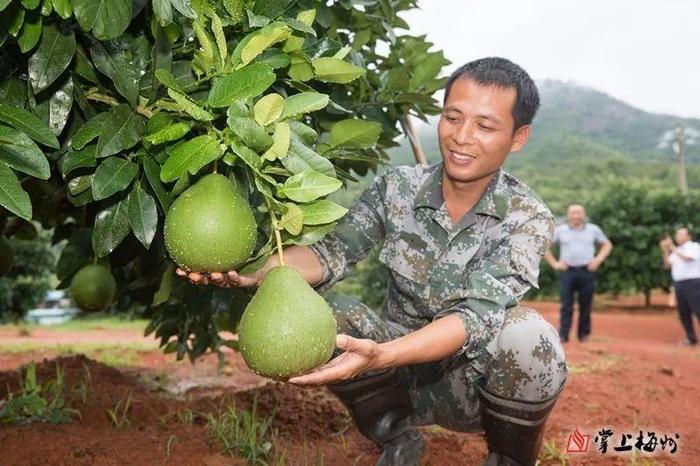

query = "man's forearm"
259;245;324;285
595;241;613;263
374;314;468;368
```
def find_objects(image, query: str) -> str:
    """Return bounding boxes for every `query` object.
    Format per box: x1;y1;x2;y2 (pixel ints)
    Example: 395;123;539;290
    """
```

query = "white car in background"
25;290;79;325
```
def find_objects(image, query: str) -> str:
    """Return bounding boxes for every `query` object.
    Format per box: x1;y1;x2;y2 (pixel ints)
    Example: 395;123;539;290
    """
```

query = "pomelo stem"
264;197;286;266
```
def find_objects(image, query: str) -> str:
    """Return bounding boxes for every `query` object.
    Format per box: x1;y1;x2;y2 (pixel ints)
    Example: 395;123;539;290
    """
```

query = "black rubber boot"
329;368;425;466
478;385;563;466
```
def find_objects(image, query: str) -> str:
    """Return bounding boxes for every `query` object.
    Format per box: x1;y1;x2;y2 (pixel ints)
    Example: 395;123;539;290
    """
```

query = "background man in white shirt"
660;228;700;346
544;204;613;343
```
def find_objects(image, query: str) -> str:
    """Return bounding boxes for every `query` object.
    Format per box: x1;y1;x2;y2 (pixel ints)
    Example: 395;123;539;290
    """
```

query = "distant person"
544;204;613;343
660;228;700;346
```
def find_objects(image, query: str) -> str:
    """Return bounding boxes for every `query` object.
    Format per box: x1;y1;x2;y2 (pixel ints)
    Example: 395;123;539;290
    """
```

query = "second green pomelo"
0;236;13;277
237;266;337;379
164;174;257;272
70;264;117;312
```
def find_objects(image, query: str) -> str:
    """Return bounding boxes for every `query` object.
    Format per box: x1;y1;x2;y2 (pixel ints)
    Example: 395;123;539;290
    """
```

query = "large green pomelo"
237;266;337;379
164;173;257;272
0;236;13;277
70;264;117;312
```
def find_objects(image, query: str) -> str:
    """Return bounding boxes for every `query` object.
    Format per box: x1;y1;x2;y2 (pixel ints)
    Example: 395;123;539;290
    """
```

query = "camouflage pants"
326;294;568;433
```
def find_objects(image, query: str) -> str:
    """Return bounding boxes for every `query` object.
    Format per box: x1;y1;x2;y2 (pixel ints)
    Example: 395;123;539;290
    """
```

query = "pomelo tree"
0;0;448;362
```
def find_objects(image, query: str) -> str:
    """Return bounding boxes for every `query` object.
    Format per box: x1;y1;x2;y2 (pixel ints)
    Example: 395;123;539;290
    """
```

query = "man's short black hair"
443;57;540;130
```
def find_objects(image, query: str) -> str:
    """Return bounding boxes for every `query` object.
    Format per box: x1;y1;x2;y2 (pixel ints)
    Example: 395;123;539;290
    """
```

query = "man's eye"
445;116;458;123
479;124;494;131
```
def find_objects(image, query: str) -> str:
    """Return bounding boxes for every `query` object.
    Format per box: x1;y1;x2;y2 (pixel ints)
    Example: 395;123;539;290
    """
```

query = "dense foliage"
0;0;449;360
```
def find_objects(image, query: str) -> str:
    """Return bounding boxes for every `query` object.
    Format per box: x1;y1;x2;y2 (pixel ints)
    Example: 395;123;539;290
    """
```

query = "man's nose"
453;121;476;145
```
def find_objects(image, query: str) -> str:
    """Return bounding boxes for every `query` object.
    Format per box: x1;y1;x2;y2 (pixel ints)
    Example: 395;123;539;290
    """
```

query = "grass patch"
1;316;149;333
107;390;134;429
0;362;80;425
205;397;278;464
0;341;155;367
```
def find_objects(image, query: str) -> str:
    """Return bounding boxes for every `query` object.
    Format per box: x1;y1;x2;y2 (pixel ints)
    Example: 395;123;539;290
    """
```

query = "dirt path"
0;295;698;465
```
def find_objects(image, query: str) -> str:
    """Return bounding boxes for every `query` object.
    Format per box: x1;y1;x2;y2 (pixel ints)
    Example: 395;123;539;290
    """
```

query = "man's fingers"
175;267;187;277
336;334;374;356
210;272;224;283
189;272;202;283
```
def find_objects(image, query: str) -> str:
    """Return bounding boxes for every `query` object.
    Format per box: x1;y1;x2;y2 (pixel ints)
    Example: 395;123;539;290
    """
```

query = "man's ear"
510;125;531;153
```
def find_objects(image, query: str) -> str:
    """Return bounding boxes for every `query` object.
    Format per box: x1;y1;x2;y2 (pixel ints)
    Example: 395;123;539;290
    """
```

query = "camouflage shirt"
309;162;554;366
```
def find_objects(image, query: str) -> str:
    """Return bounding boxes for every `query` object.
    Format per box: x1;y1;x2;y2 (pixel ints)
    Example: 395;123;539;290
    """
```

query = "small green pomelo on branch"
237;265;337;379
70;264;117;312
164;173;257;272
0;236;13;277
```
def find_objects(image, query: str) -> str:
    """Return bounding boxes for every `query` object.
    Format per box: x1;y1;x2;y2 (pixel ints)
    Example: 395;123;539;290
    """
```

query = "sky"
400;0;700;119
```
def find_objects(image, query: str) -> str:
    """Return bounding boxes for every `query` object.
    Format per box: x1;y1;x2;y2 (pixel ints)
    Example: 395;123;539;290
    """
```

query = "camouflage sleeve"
436;211;555;360
308;175;387;292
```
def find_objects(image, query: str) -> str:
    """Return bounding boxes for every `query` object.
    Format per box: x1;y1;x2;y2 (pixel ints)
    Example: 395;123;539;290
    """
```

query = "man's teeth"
450;150;473;161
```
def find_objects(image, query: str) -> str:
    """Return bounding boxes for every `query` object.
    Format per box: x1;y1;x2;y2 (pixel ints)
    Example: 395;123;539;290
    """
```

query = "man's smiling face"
438;77;530;184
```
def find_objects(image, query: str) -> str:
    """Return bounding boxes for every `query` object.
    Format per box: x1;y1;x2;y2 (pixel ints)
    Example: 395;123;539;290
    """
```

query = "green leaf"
262;121;290;161
17;11;42;53
161;134;223;182
0;0;12;11
152;0;172;25
253;93;284;126
72;0;132;40
279;202;302;235
68;174;92;195
52;0;73;19
280;92;328;120
71;113;108;150
0;161;32;220
143;153;171;211
227;116;272;150
241;22;291;65
311;57;365;84
284;17;315;37
282;222;336;246
329;119;382;149
207;63;276;108
288;62;314;82
92;156;139;200
154;68;186;94
28;23;75;93
46;75;73;135
0;102;59;148
229;140;261;171
209;10;227;64
96;105;144;158
282;133;335;177
128;183;158;248
298;199;347;225
296;8;315;27
246;10;270;28
168;89;214;121
281;170;342;203
60;145;97;177
73;45;99;83
92;198;130;257
90;41;141;107
21;0;41;8
0;124;50;179
2;3;24;36
169;0;196;19
145;121;192;145
289;120;317;145
256;48;290;69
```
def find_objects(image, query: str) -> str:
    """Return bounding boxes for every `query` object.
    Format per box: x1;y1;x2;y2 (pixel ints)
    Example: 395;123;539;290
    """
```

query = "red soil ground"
0;293;698;465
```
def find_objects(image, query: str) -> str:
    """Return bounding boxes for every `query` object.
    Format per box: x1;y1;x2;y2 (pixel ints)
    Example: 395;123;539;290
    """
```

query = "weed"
107;390;133;429
0;362;79;425
205;397;277;464
70;363;92;405
177;408;196;426
164;435;177;463
537;438;569;465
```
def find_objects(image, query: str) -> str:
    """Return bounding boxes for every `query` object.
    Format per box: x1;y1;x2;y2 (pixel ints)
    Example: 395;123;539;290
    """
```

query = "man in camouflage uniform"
184;57;568;466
